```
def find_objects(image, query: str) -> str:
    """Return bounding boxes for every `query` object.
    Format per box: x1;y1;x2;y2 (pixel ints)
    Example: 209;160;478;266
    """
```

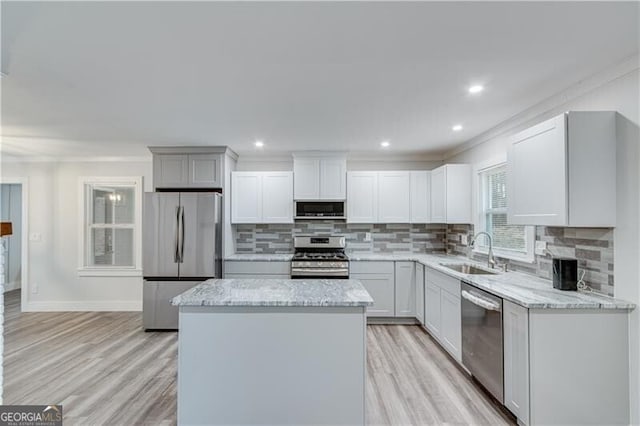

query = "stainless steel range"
290;236;349;279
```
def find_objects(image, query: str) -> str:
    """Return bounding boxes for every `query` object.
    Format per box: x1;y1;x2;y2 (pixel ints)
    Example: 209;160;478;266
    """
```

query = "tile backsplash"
234;222;615;297
235;222;446;254
447;224;615;296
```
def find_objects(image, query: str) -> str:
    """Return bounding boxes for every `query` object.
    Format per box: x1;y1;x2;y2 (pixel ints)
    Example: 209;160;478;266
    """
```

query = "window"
476;164;534;262
78;177;143;276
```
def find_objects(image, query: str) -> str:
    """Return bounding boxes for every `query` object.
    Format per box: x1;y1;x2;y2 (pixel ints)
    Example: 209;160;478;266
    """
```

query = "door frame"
0;177;29;312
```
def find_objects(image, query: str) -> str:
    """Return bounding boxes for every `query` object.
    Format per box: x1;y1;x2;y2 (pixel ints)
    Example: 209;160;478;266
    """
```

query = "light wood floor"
4;290;513;425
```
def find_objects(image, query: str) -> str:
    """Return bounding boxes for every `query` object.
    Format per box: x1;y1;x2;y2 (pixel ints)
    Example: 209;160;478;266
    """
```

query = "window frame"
474;162;535;263
77;176;143;276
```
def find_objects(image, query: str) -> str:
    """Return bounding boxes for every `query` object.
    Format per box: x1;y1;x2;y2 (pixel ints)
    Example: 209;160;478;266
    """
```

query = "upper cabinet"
347;170;432;224
231;172;293;224
507;112;616;227
347;171;379;223
378;171;411;223
293;153;347;200
410;171;431;223
430;164;471;224
149;147;237;190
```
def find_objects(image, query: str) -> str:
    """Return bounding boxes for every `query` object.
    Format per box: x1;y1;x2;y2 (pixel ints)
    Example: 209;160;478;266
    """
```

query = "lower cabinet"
224;260;291;279
395;262;416;317
503;300;530;425
350;261;395;317
425;281;441;335
415;263;425;325
424;267;462;362
439;289;462;361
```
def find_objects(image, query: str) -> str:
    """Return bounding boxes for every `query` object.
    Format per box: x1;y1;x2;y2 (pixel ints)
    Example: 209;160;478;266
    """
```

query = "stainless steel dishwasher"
461;281;504;403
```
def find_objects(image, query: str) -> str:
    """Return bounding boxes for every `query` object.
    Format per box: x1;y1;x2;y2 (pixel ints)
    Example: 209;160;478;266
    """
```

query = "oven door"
290;265;349;279
461;282;504;403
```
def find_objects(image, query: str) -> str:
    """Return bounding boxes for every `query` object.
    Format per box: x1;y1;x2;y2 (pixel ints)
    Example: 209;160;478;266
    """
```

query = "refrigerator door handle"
179;206;185;263
174;206;181;263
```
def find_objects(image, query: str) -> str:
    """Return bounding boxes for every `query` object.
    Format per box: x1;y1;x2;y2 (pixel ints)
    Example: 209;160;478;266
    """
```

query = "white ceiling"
1;1;638;158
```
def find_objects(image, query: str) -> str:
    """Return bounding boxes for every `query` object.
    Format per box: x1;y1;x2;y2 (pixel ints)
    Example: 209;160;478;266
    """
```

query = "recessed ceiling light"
452;124;463;132
468;85;484;94
380;141;390;148
254;140;264;148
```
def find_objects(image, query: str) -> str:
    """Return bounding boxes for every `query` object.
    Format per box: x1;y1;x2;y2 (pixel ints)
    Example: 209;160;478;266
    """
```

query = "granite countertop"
347;252;635;310
225;253;294;261
172;278;374;307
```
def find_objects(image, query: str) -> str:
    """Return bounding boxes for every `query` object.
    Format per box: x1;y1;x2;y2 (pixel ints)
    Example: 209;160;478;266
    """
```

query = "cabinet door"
347;172;378;223
262;172;294;223
444;165;472;224
504;300;530;424
319;158;347;200
231;172;262;223
430;166;446;223
188;154;221;188
415;263;425;325
293;158;320;200
378;172;411;223
353;274;394;317
394;261;416;317
154;154;189;188
425;281;441;337
508;113;567;226
410;171;431;223
440;289;462;361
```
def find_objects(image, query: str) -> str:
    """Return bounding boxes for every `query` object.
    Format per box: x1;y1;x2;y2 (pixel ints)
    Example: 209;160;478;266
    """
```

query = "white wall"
446;67;640;424
0;160;152;311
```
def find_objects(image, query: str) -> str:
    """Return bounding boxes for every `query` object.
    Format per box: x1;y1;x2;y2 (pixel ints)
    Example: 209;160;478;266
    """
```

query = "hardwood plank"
4;290;513;425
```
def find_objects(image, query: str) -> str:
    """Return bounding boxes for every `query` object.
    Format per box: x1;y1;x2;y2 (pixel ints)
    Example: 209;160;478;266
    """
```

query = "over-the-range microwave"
295;201;345;220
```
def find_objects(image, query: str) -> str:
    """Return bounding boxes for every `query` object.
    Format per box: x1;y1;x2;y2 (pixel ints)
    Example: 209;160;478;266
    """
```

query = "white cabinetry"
508;111;616;226
153;154;222;189
430;164;471;224
410;171;431;223
504;300;530;425
378;172;411;223
347;172;379;223
350;261;395;317
394;261;415;317
415;263;425;325
347;171;431;224
293;154;346;200
223;261;291;279
231;172;293;224
424;267;462;362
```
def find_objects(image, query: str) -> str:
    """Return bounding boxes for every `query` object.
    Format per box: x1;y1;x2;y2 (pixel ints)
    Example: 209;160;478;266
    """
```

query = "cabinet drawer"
426;267;460;294
349;261;394;275
224;261;291;275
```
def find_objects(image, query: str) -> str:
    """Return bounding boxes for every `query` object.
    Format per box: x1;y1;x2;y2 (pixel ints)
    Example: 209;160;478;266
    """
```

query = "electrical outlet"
460;234;469;246
364;232;372;242
535;240;547;256
31;282;38;294
29;232;42;242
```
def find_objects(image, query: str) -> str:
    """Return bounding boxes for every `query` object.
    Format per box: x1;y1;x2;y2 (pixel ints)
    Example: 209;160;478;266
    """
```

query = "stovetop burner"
293;251;349;261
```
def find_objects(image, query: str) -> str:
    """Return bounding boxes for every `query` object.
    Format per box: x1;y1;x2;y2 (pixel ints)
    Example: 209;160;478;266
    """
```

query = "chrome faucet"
470;231;497;269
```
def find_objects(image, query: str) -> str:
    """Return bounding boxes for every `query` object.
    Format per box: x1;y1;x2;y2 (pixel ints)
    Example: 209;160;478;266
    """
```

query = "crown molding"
444;53;640;160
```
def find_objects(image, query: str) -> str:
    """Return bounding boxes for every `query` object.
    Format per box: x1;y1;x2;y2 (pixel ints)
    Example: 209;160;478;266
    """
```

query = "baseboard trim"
25;300;142;312
367;317;420;325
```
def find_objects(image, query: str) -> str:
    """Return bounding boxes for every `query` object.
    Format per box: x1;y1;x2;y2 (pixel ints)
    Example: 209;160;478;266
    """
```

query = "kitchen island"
171;278;373;426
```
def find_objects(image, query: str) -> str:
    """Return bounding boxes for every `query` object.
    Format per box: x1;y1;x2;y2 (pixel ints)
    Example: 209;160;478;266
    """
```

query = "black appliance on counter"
552;257;578;291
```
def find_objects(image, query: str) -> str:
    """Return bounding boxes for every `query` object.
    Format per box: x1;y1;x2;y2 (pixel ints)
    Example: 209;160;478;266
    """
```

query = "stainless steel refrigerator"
142;192;222;330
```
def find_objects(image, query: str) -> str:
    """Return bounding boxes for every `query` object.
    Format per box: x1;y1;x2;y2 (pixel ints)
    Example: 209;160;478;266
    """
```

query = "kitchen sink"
439;263;499;275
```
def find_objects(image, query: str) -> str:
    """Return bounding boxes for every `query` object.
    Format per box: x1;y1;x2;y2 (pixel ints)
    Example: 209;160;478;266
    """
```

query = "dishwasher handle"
461;289;501;311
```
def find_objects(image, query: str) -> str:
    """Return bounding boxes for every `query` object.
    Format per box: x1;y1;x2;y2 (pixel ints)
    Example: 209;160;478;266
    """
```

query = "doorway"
1;183;22;292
